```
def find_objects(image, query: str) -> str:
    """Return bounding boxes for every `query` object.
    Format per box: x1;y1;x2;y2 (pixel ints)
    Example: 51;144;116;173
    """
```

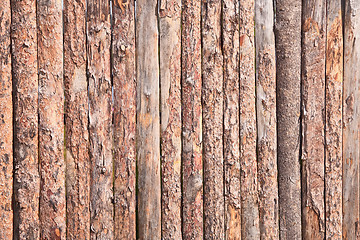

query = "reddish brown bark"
112;1;136;239
11;0;40;239
182;0;203;239
0;0;13;238
159;0;182;239
64;0;90;238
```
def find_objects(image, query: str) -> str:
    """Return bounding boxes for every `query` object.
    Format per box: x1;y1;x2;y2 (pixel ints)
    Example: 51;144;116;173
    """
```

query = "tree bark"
325;0;343;239
136;1;161;239
275;0;302;239
11;0;40;239
64;0;90;238
181;0;203;239
87;0;113;239
112;1;136;240
255;0;279;239
0;0;12;238
223;0;241;239
159;0;182;239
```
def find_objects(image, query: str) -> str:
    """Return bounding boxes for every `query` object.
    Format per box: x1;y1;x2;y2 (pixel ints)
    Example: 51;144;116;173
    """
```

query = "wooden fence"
0;0;357;239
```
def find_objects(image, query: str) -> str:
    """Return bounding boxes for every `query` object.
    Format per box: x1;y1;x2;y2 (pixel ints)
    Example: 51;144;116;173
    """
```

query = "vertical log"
0;0;12;238
64;0;90;238
325;0;343;239
136;0;161;239
240;0;260;238
112;0;136;239
343;0;360;238
181;0;203;238
301;0;326;239
159;0;182;239
255;0;279;238
87;0;113;239
274;0;302;238
11;0;40;238
202;0;224;238
223;0;241;239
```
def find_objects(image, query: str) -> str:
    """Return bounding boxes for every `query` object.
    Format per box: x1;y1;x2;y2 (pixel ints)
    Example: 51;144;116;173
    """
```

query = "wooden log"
136;0;161;238
11;0;40;238
325;0;343;238
301;0;326;239
64;0;90;238
0;0;13;238
240;0;260;238
274;0;302;239
87;0;113;239
159;0;182;239
181;0;203;239
255;0;279;238
202;0;224;238
112;0;136;239
223;0;241;238
343;0;360;238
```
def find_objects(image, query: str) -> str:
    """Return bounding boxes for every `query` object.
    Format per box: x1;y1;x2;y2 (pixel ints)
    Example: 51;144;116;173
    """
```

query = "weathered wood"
11;0;40;238
240;0;260;238
255;0;279;238
301;0;326;239
223;0;241;239
343;0;360;238
112;0;136;239
181;0;203;238
275;0;302;239
0;0;12;238
87;0;113;239
64;0;90;238
325;1;343;239
202;0;224;238
159;0;182;239
136;0;161;238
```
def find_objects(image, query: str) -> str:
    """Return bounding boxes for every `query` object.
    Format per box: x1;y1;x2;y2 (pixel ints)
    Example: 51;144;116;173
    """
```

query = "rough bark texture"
202;0;224;239
325;1;343;239
343;0;360;239
275;0;302;239
136;1;161;239
240;0;260;238
87;0;113;239
159;0;182;239
112;1;136;240
181;0;203;239
64;0;90;238
0;0;12;238
301;0;326;239
223;0;241;239
11;0;40;239
255;0;279;239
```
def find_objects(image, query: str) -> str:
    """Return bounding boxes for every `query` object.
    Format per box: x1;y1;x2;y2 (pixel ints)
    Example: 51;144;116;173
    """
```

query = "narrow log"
274;0;302;238
159;0;182;239
64;0;90;238
181;0;203;238
136;0;161;238
255;0;279;238
223;0;241;238
325;0;343;239
11;0;40;238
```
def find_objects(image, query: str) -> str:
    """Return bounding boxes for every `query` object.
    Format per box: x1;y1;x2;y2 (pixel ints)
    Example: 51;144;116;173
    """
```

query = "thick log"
112;1;136;239
136;0;161;238
274;0;302;239
159;0;182;239
255;0;279;238
181;0;203;239
11;0;40;238
64;0;90;238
